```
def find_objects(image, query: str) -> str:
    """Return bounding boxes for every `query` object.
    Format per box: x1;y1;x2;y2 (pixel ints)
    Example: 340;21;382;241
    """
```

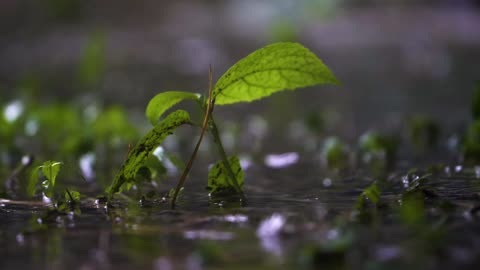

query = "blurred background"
1;0;479;155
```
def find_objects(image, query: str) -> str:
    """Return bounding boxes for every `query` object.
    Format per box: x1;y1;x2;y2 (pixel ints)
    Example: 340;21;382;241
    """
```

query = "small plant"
106;42;339;207
29;160;81;208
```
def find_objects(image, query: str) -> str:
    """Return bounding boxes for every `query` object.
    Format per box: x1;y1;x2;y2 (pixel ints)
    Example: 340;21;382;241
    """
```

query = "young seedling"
29;160;81;208
106;42;340;208
29;160;63;202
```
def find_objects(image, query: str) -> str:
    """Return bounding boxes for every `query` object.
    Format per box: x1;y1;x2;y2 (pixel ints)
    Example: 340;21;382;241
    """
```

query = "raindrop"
475;166;480;179
222;214;248;223
4;100;24;123
16;233;24;245
257;213;286;237
264;152;299;168
322;178;332;187
21;155;33;166
183;230;234;240
79;152;96;181
239;156;252;171
25;119;38;136
256;214;286;257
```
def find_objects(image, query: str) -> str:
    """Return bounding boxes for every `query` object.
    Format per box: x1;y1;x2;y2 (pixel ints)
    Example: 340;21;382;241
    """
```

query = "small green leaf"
107;110;191;196
41;161;62;188
28;166;41;197
207;156;244;197
400;192;425;226
65;189;81;203
146;91;201;125
356;183;381;209
212;42;339;105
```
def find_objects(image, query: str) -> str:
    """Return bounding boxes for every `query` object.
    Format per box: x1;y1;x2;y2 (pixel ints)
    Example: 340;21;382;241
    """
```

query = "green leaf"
212;42;339;105
107;110;191;196
146;91;201;125
65;189;81;203
207;156;244;197
356;183;381;209
28;165;41;197
41;161;62;188
400;192;425;226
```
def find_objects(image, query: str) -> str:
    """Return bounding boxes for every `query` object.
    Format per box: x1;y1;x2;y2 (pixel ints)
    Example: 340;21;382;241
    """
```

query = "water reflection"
256;213;286;257
4;100;24;123
264;152;299;168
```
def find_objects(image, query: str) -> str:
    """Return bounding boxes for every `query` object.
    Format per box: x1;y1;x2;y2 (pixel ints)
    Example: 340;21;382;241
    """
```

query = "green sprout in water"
106;42;340;208
29;160;81;208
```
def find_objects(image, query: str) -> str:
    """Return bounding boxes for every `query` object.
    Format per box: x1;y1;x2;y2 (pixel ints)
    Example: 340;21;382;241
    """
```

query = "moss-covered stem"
208;116;247;204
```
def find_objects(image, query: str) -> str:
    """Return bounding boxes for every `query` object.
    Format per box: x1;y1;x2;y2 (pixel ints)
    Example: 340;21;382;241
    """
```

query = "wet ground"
2;160;480;270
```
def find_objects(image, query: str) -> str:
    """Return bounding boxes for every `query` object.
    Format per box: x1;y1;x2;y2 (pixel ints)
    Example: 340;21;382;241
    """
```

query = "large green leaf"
107;110;191;196
146;91;200;125
207;156;244;197
212;42;339;105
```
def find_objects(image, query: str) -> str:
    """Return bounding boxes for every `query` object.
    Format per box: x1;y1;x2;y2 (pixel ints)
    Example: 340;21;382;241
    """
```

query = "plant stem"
208;117;247;205
171;67;215;209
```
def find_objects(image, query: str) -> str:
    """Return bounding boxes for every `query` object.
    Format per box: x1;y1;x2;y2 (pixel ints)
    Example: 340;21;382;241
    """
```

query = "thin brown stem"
171;66;215;208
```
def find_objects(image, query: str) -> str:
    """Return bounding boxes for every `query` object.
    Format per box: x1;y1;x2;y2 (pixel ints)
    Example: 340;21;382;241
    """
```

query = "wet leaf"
29;160;62;199
320;137;349;169
65;189;80;203
146;91;201;125
27;166;41;197
41;161;62;188
107;110;191;196
207;156;244;197
356;183;381;209
400;192;425;226
212;42;339;105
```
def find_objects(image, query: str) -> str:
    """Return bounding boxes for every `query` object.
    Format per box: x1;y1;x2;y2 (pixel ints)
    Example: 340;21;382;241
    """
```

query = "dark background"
1;0;479;145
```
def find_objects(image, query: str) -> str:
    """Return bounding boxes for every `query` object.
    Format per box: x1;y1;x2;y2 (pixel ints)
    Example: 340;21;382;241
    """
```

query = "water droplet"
264;152;299;168
239;156;252;171
3;100;24;122
16;233;24;245
79;152;96;180
257;213;286;237
222;214;248;223
24;119;38;136
183;230;234;240
475;166;480;179
322;178;332;187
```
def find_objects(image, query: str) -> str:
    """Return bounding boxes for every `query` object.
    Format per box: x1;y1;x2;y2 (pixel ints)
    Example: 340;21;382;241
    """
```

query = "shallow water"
2;161;480;270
